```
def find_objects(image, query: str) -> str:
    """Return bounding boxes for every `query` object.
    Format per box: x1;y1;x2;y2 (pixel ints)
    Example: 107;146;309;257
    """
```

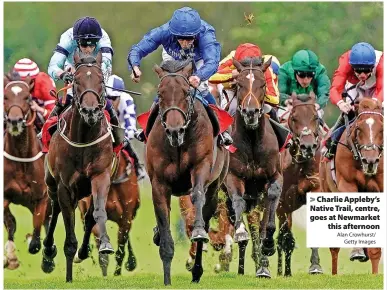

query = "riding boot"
268;107;293;150
37;102;66;139
134;100;159;143
122;138;146;181
324;114;345;159
204;91;234;146
105;104;124;147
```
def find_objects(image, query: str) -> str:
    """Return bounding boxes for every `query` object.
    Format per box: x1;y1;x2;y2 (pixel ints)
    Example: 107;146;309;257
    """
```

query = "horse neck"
4;124;39;158
67;104;106;143
235;110;266;147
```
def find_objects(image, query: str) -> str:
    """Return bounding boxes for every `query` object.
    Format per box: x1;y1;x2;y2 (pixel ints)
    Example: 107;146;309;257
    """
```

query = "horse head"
232;56;269;129
73;50;105;126
154;59;193;147
3;70;35;136
288;91;320;159
352;98;383;176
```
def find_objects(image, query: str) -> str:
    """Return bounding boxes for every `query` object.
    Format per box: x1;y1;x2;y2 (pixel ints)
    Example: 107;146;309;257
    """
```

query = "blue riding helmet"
168;7;201;37
73;16;103;40
349;42;376;66
106;74;125;97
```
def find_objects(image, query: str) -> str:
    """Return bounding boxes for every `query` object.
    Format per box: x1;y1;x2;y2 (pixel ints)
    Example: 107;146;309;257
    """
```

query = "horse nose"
165;127;185;137
243;108;259;118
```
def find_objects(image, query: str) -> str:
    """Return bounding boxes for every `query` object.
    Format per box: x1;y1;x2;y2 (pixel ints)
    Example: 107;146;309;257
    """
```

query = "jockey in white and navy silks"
106;75;146;180
127;7;233;146
43;17;125;153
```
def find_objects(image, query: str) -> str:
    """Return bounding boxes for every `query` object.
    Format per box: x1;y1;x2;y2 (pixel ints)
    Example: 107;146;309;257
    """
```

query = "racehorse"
223;56;283;278
41;50;115;282
3;71;51;269
77;138;140;277
276;92;323;276
320;98;383;275
144;59;230;285
179;192;235;273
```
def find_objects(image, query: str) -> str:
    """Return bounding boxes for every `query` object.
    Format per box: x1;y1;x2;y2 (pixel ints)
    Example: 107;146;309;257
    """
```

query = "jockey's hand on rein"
189;75;200;88
60;71;74;83
337;100;353;114
131;66;142;83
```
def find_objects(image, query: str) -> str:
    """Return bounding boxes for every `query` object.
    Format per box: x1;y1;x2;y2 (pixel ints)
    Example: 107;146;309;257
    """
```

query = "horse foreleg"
178;196;196;271
29;196;49;254
262;172;283;256
309;248;323;274
41;197;60;274
330;247;340;275
91;172;114;255
276;211;286;276
225;174;248;243
126;234;137;272
58;183;78;282
368;248;381;274
152;179;174;286
4;202;19;270
113;220;130;276
74;198;96;262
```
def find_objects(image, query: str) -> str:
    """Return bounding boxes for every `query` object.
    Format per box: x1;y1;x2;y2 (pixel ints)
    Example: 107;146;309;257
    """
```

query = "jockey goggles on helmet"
352;65;374;74
78;38;98;47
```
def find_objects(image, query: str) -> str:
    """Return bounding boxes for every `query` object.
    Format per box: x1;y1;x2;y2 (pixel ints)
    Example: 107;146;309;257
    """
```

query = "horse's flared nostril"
312;143;318;149
242;108;247;114
165;128;171;136
93;107;100;114
179;128;185;135
300;144;307;151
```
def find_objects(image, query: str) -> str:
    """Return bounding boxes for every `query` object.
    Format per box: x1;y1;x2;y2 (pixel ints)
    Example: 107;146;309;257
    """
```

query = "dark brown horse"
41;51;115;282
320;98;383;275
3;71;51;269
179;192;235;273
146;60;229;285
77;141;140;276
276;92;323;276
223;56;283;278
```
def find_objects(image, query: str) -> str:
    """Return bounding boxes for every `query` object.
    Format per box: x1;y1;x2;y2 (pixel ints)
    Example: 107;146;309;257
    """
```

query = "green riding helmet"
291;49;319;72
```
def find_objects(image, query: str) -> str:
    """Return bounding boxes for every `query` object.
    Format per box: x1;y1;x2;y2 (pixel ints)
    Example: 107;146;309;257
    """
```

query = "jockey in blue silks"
127;7;233;146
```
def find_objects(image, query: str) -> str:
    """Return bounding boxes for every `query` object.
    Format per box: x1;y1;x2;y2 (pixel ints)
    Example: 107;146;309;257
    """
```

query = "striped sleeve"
120;93;137;139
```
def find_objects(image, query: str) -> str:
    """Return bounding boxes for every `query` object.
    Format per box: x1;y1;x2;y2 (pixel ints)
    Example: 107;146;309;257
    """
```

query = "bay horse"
276;92;323;276
320;97;383;275
179;192;235;273
223;57;283;278
77;138;140;276
3;71;51;269
145;59;229;285
41;51;115;282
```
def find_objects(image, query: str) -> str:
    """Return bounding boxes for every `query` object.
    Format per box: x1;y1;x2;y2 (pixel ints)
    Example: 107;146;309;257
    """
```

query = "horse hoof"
125;256;137;271
114;268;122;276
261;239;276;256
256;267;271;278
349;249;367;262
190;228;209;243
27;235;41;254
185;257;194;272
99;242;114;254
73;250;84;264
5;258;19;270
3;256;8;268
309;264;323;274
234;231;249;243
41;257;55;273
43;245;57;260
191;266;203;283
153;226;160;246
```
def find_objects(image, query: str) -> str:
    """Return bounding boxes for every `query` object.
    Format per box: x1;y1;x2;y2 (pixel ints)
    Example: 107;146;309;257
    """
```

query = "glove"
60;71;74;83
337;100;353;114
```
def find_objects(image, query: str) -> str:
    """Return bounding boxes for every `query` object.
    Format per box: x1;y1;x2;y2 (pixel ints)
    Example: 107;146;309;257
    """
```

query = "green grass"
4;184;384;289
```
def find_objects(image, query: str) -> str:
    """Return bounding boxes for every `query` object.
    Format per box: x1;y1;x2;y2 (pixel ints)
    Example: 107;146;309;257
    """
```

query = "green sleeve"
278;67;290;106
315;71;331;109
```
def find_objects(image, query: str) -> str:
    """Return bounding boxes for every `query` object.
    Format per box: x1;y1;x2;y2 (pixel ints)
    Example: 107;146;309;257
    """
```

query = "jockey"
324;42;383;159
106;74;146;180
45;17;123;145
127;7;233;146
278;49;330;121
13;58;56;127
208;43;292;151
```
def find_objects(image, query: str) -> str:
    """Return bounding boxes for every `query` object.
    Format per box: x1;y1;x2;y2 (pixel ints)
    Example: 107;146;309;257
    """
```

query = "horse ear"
24;75;35;92
309;90;316;100
4;74;10;88
96;51;102;66
291;91;297;99
262;56;272;72
182;62;193;77
232;57;244;72
153;64;164;78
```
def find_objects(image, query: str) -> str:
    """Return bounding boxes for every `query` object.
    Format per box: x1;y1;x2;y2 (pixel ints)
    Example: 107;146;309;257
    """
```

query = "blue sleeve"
127;25;166;71
195;27;221;81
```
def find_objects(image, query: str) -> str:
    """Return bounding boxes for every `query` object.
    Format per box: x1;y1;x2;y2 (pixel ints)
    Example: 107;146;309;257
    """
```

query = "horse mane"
160;59;192;73
358;98;383;113
240;57;263;67
295;93;314;103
